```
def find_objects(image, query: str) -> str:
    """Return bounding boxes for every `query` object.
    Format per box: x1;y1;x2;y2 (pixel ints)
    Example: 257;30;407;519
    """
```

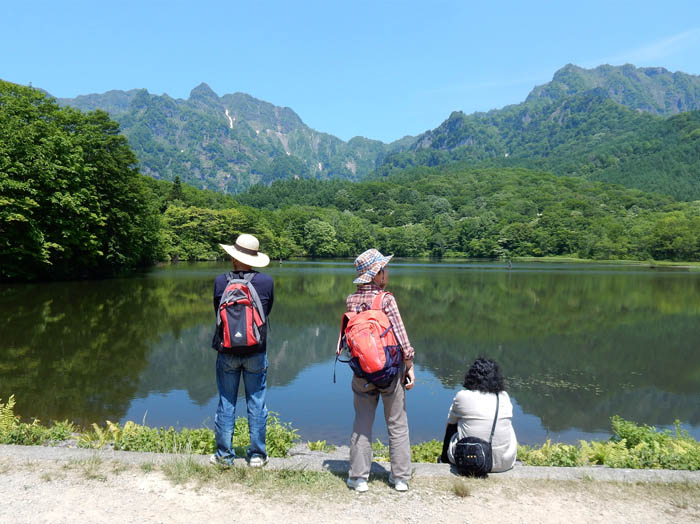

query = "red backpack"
335;291;403;387
216;272;266;352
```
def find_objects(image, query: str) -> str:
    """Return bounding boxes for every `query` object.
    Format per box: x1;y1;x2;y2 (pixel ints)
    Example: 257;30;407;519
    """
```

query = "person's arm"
252;273;274;316
383;293;415;388
383;293;414;360
440;423;458;463
440;395;461;462
213;275;225;314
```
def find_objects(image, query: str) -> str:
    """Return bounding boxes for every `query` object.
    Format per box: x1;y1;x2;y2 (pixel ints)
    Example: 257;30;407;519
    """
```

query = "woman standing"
345;249;415;492
440;358;517;473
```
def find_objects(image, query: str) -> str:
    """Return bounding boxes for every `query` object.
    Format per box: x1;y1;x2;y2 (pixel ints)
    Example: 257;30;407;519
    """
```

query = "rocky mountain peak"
188;82;219;101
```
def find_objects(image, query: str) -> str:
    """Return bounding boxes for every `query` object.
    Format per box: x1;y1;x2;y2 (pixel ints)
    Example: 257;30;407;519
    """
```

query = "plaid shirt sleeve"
346;284;415;360
382;293;414;360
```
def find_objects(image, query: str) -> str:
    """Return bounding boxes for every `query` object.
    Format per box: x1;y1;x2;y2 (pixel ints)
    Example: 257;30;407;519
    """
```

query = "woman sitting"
440;358;517;473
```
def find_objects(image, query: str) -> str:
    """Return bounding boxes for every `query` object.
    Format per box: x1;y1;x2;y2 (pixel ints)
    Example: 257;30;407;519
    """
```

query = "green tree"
168;175;184;203
0;81;162;279
303;219;338;257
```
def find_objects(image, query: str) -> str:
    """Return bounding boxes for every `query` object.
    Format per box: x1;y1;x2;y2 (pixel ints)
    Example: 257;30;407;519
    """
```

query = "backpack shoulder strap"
370;291;391;310
242;272;266;324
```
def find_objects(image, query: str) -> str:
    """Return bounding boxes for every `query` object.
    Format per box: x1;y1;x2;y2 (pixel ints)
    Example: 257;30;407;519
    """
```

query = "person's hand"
404;363;415;390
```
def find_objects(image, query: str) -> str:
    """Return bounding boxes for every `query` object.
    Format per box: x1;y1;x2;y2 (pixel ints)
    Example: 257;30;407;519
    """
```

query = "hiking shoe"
346;477;369;492
388;474;409;492
248;454;268;468
209;454;232;468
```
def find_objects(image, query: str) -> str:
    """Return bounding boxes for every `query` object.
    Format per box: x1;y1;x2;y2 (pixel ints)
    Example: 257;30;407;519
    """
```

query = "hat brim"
220;244;270;267
353;254;393;284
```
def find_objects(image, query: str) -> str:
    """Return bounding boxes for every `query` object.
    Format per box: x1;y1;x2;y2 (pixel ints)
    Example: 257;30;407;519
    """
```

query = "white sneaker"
388;474;409;492
346;477;369;492
248;454;268;468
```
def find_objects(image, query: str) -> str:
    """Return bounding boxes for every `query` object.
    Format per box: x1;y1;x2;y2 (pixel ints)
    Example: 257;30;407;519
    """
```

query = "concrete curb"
1;444;698;484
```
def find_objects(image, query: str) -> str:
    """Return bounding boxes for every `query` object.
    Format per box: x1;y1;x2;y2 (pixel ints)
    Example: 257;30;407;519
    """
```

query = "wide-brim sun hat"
220;233;270;267
353;248;393;284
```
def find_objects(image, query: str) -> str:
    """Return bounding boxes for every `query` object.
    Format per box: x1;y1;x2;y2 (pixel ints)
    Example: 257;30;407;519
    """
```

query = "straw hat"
219;234;270;267
353;248;393;284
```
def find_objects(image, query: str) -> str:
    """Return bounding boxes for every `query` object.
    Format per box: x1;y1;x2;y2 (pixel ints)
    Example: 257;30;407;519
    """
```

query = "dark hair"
462;358;505;394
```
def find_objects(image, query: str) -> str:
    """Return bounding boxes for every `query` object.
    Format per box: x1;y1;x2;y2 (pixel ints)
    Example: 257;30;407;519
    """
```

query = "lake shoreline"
2;442;699;480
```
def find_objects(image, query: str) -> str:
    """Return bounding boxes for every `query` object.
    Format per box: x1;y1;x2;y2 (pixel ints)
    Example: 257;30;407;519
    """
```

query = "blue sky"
3;1;699;142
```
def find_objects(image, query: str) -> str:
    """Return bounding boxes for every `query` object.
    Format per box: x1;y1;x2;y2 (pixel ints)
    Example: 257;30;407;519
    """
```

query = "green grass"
513;255;700;269
452;477;472;497
3;395;699;471
162;456;348;495
67;456;107;482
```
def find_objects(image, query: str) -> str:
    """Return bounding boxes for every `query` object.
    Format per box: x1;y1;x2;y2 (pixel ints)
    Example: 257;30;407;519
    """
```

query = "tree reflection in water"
1;261;698;442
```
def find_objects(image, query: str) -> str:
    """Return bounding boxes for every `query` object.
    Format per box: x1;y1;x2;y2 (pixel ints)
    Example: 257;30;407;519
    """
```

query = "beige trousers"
348;371;411;481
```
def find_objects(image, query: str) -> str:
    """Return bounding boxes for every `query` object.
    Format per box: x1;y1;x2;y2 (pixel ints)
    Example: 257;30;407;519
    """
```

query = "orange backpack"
335;292;403;387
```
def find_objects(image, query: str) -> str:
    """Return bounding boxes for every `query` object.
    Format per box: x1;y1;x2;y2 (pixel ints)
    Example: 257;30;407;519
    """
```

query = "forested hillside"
233;165;700;262
55;64;700;200
58;84;410;193
0;81;161;279
5;73;700;282
378;65;700;200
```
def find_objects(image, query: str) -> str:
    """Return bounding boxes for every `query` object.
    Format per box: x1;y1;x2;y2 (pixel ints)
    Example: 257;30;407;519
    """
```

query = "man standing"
211;234;274;467
345;248;415;492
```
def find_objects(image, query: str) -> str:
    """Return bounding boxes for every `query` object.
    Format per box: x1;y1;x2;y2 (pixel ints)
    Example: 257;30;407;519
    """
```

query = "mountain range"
57;83;411;193
381;64;700;200
56;63;700;199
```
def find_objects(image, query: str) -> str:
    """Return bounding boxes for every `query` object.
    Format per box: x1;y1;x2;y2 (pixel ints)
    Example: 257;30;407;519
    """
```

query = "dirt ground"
0;454;698;524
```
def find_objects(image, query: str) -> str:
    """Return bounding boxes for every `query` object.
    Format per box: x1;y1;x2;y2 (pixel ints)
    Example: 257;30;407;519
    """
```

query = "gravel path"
1;444;699;523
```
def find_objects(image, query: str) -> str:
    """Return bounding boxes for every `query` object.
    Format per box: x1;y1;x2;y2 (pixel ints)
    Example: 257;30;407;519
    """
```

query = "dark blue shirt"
212;270;274;354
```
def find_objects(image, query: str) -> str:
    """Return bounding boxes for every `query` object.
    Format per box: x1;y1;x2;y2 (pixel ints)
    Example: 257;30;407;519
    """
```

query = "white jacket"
446;389;517;472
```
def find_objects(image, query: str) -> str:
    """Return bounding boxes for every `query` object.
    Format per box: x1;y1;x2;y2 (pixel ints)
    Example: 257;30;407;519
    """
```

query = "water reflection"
1;261;699;444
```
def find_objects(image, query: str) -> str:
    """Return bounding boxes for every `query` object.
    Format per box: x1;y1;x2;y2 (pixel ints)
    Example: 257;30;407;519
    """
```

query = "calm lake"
1;260;699;446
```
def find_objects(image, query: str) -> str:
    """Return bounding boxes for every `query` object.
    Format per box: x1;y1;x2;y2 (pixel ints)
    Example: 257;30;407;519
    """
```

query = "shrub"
79;412;299;458
411;439;442;463
518;417;700;470
0;396;75;446
517;440;584;467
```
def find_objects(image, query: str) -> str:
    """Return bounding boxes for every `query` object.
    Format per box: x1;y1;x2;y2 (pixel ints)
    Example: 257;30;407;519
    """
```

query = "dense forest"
235;168;700;261
0;81;161;280
3;79;700;281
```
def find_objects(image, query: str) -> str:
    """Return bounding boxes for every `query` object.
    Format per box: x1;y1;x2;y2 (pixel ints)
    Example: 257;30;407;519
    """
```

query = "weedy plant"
518;417;700;470
3;395;699;470
371;439;390;461
452;477;472;498
79;411;299;458
411;439;442;462
68;456;106;482
0;395;74;446
308;440;336;452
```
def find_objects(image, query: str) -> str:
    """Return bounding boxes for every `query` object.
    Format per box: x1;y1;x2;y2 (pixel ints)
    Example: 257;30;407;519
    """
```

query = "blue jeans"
214;351;268;464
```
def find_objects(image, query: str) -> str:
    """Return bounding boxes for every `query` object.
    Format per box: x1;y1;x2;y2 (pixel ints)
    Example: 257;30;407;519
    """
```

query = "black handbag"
453;393;500;477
